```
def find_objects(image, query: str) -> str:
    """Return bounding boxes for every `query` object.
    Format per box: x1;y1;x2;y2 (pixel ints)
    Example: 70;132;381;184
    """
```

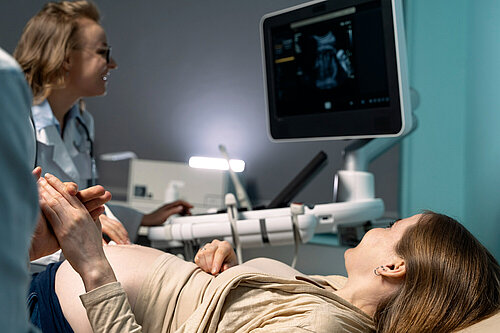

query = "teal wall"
401;0;499;259
464;0;500;259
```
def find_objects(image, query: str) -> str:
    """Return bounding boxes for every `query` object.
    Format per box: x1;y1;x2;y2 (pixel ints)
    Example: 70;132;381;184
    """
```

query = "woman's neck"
47;90;79;128
334;287;377;317
334;277;394;317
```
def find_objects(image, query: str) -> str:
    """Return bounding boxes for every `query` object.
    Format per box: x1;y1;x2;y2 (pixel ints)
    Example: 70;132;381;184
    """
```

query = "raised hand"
35;165;112;221
38;173;116;291
29;167;112;260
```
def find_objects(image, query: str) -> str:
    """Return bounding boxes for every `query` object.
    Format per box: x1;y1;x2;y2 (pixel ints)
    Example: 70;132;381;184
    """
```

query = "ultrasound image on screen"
271;6;389;118
295;20;356;105
313;31;354;89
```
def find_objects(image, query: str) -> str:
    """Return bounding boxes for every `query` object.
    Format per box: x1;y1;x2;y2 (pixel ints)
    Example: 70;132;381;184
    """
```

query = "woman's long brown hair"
374;212;500;332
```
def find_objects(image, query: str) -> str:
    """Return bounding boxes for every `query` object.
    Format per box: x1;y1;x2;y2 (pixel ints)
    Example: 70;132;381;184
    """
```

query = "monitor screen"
261;0;412;141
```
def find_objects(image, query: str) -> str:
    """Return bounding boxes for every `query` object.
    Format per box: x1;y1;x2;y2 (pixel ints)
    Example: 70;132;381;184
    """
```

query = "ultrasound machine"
147;0;418;266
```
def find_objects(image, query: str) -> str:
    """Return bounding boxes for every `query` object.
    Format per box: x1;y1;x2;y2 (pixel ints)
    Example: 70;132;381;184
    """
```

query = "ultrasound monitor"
261;0;412;141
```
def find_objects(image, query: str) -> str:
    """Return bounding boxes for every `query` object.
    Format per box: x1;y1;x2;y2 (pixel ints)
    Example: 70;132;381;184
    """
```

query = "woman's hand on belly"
195;240;238;275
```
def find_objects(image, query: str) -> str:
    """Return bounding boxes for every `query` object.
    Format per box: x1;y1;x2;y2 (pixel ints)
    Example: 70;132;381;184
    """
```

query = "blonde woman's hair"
374;211;500;332
14;1;100;104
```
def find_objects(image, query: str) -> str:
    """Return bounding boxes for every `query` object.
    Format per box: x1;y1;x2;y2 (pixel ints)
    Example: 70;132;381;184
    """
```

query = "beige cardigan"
81;256;374;332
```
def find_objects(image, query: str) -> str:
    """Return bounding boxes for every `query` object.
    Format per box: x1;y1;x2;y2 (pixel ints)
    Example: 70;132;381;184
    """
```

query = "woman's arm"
39;173;143;332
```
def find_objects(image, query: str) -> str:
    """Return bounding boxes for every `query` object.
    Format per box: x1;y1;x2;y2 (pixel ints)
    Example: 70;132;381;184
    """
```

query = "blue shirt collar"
31;100;80;132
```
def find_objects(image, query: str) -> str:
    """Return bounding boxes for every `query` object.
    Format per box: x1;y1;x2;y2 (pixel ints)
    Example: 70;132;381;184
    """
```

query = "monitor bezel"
260;0;412;141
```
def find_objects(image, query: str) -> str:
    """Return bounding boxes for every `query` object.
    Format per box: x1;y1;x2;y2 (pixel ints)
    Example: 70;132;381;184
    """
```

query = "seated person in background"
38;173;499;333
14;0;193;249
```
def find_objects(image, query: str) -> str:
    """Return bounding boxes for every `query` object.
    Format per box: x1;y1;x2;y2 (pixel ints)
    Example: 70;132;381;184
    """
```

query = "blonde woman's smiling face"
65;18;117;98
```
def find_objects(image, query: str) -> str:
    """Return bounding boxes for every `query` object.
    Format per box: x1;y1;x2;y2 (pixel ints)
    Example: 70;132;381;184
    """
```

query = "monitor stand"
335;115;418;203
307;113;418;236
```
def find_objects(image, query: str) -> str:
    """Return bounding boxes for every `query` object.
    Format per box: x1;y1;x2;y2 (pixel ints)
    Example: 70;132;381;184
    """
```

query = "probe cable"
290;203;304;268
225;193;243;264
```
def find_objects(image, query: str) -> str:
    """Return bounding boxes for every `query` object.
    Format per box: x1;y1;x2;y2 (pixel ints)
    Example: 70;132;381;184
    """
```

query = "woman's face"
65;18;117;98
344;214;421;277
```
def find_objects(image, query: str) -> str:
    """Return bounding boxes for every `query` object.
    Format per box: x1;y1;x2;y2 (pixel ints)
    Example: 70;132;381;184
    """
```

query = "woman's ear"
379;259;406;279
62;53;72;72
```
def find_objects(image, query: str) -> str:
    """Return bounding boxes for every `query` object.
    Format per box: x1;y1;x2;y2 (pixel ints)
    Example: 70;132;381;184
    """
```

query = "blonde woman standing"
15;1;193;253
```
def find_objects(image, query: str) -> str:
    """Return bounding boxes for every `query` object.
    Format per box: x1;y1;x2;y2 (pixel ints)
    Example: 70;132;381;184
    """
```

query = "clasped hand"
29;167;111;261
35;170;117;291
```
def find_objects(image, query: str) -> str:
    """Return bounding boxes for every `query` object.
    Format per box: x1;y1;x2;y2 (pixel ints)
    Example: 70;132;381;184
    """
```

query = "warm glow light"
189;156;245;172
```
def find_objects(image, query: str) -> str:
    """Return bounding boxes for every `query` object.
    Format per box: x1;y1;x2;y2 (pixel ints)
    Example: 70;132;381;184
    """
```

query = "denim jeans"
27;262;74;333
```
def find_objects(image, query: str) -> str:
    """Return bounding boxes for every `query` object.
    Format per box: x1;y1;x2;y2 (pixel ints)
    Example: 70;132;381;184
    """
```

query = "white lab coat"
31;101;143;242
32;100;94;189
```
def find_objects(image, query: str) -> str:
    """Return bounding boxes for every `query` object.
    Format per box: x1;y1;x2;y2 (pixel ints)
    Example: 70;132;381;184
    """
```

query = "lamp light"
188;156;245;172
